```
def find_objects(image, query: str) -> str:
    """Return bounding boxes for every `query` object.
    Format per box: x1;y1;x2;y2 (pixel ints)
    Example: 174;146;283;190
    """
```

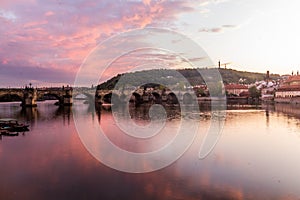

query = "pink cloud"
23;20;48;28
0;0;201;86
0;0;36;8
2;59;9;65
142;0;152;6
44;11;54;17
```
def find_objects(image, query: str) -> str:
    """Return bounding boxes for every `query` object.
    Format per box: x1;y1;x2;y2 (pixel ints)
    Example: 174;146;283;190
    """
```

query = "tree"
197;88;206;97
249;86;261;98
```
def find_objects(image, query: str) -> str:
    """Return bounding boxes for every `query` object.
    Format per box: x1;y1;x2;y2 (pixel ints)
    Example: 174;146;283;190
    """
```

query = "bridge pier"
22;88;37;107
95;90;103;105
161;94;167;102
62;89;73;106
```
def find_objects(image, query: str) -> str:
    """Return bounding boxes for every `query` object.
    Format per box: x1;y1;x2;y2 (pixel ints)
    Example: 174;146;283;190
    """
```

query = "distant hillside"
97;68;280;90
218;68;280;84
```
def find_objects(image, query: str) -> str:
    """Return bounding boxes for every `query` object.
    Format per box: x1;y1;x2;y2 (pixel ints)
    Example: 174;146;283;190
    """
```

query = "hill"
97;68;280;90
218;68;279;84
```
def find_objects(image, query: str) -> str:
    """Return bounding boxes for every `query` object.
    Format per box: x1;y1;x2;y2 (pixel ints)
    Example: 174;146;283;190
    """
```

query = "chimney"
218;60;221;69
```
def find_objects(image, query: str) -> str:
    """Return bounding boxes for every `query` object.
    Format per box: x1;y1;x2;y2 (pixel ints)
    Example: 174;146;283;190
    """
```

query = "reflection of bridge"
0;86;197;108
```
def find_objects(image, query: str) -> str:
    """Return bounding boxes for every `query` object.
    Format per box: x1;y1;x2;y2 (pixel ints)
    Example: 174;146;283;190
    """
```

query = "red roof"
277;85;300;91
225;84;248;90
284;75;300;83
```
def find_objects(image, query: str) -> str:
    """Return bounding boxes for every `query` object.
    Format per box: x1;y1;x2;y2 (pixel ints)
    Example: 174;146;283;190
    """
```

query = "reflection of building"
275;75;300;103
274;103;300;118
225;84;248;96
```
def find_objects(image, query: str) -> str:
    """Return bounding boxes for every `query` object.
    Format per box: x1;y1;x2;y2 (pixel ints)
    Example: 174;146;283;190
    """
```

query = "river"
0;100;300;200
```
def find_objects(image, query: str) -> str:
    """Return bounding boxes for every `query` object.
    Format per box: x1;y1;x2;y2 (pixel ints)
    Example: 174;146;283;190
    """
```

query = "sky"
1;0;300;87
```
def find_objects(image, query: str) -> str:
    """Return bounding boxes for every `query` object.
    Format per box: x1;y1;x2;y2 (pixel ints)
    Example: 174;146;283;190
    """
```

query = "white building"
275;75;300;98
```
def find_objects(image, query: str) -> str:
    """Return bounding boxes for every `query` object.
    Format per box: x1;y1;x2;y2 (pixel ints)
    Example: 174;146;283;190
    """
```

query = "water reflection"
274;103;300;118
0;101;300;199
20;106;39;120
56;106;72;125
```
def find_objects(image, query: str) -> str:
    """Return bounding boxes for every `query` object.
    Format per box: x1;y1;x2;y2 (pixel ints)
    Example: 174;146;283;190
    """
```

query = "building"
275;75;300;98
275;75;300;103
281;74;300;86
275;85;300;98
225;84;248;96
261;87;275;100
259;81;277;101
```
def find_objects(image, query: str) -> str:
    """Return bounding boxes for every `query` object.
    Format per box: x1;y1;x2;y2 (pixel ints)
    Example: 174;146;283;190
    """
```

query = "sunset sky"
1;0;300;87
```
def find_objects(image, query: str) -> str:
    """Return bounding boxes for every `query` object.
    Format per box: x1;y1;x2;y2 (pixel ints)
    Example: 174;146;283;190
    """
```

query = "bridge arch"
82;93;94;100
167;92;179;104
39;92;63;103
0;94;23;102
74;92;95;101
130;92;142;104
152;92;161;103
103;93;120;104
74;93;88;100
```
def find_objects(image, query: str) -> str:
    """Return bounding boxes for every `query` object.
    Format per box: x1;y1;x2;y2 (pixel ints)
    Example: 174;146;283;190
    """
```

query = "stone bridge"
37;87;73;106
0;86;197;108
94;87;197;105
0;88;24;102
0;87;73;107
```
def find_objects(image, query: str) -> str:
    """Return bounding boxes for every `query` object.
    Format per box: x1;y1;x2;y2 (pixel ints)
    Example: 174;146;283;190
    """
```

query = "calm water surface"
1;101;300;200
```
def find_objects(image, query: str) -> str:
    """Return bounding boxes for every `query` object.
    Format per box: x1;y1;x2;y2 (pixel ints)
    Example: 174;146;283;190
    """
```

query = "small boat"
0;128;9;135
0;126;11;133
0;130;19;136
0;118;29;132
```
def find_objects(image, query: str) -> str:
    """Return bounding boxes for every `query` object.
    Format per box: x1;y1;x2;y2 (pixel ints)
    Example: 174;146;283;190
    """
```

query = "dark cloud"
0;64;75;86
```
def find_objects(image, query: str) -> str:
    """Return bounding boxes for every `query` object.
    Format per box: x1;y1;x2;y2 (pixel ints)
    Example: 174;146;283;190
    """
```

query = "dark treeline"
97;68;280;90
